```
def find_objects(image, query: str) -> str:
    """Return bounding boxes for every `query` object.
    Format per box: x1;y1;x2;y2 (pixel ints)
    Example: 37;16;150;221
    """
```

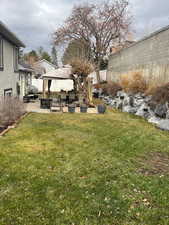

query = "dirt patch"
138;152;169;176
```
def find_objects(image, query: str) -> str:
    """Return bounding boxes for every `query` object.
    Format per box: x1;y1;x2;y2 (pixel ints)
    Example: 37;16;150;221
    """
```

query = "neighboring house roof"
34;59;57;69
32;64;46;76
19;62;34;73
0;21;25;47
42;65;72;80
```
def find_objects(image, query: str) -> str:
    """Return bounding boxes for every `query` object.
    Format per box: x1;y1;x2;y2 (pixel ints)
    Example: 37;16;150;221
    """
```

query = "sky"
1;0;169;54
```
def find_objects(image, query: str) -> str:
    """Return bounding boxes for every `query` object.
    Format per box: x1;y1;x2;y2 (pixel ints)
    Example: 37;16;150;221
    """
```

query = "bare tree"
54;0;132;83
70;58;94;104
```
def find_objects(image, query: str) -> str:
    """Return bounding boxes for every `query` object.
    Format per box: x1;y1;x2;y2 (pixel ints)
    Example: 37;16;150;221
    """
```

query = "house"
89;70;107;84
32;61;73;92
0;21;26;97
18;62;34;97
33;59;57;78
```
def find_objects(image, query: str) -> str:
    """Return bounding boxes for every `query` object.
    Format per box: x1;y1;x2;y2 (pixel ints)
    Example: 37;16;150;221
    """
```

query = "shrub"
102;82;122;97
0;97;26;127
145;84;157;96
151;82;169;104
70;58;94;77
28;85;39;94
120;72;147;94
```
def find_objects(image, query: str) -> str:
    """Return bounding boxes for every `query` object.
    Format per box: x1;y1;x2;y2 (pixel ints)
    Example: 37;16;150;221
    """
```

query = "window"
4;88;12;97
13;46;19;72
0;36;3;70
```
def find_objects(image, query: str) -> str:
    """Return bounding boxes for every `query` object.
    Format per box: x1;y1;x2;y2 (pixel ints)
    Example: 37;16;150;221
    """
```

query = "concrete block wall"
107;26;169;86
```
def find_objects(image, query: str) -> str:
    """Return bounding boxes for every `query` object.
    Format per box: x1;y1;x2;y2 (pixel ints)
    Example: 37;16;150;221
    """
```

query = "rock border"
102;91;169;131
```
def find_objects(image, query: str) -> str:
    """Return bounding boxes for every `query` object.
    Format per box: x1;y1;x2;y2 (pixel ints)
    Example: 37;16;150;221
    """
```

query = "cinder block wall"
107;26;169;86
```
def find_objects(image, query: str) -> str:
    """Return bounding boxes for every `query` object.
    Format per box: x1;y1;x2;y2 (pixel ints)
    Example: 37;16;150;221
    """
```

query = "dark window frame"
0;36;4;71
13;46;19;72
4;88;13;97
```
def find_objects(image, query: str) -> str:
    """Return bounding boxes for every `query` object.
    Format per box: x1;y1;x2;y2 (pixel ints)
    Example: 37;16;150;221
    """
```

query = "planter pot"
80;105;88;113
40;98;52;109
97;104;106;114
68;105;76;113
23;96;30;103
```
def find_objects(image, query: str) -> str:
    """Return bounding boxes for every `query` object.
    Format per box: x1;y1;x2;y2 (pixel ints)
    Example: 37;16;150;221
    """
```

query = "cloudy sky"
1;0;169;53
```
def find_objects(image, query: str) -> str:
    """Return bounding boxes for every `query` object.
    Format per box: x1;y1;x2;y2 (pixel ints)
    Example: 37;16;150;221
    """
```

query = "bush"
70;58;94;77
102;82;122;97
151;82;169;104
145;83;157;96
0;97;26;127
120;72;147;94
28;85;39;94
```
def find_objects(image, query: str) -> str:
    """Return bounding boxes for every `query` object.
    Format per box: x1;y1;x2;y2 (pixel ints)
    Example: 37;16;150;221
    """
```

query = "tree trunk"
96;60;101;83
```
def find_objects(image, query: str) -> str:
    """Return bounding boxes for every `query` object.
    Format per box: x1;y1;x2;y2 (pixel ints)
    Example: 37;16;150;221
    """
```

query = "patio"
25;100;98;114
31;64;97;114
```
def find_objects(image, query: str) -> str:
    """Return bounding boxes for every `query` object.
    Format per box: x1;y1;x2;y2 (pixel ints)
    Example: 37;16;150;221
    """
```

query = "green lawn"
0;110;169;225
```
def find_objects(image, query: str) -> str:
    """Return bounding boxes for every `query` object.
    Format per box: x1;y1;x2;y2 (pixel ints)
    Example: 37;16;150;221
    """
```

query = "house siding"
0;38;19;96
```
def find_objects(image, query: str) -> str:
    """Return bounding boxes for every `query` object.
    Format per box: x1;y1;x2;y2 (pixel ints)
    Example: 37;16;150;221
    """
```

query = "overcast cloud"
1;0;169;53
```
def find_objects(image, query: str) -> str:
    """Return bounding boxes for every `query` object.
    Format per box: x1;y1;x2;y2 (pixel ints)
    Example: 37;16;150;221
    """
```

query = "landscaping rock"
155;104;168;118
102;91;169;132
135;103;151;119
117;102;123;110
166;110;169;119
157;119;169;131
148;116;161;125
123;105;137;114
116;91;126;98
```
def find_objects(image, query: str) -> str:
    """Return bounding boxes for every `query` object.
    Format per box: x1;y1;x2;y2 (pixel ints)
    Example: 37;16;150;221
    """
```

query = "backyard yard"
0;110;169;225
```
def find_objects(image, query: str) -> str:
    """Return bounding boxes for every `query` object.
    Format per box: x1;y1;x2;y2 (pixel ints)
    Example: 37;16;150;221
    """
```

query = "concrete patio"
25;101;98;114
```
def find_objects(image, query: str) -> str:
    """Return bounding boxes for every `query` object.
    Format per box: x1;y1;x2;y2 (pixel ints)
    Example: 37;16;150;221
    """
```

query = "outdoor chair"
50;98;62;112
60;92;67;106
68;93;76;104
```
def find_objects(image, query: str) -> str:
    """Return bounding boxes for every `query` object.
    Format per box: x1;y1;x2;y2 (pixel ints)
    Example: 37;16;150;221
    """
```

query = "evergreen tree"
62;40;91;65
41;51;52;63
51;46;58;67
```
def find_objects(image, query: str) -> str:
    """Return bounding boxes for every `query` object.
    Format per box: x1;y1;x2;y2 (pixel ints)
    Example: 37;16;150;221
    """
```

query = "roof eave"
0;21;25;48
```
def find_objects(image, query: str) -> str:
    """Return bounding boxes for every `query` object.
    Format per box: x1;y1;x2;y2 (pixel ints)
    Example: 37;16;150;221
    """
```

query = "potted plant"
97;104;106;114
68;103;76;113
80;104;88;113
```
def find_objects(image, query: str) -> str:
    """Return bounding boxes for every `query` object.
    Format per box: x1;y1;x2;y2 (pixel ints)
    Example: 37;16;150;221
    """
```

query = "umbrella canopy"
42;65;72;80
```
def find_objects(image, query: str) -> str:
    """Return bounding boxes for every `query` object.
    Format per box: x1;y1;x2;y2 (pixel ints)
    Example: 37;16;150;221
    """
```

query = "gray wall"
107;27;169;86
0;38;19;96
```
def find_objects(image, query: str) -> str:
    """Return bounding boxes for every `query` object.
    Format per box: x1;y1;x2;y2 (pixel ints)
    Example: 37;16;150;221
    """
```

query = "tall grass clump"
150;82;169;104
102;82;122;97
120;72;147;94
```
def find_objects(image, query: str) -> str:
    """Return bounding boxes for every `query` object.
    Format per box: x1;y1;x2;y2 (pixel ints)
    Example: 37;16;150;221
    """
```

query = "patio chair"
50;98;62;112
60;92;67;106
68;92;76;104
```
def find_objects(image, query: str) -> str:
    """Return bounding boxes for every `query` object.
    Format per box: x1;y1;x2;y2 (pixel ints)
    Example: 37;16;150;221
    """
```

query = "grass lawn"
0;110;169;225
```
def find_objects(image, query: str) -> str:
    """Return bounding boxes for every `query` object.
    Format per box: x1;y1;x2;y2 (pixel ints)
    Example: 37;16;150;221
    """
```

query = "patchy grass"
0;111;169;225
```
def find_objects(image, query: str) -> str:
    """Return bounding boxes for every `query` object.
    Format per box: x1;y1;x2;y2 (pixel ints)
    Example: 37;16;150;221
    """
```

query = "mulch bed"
138;152;169;176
